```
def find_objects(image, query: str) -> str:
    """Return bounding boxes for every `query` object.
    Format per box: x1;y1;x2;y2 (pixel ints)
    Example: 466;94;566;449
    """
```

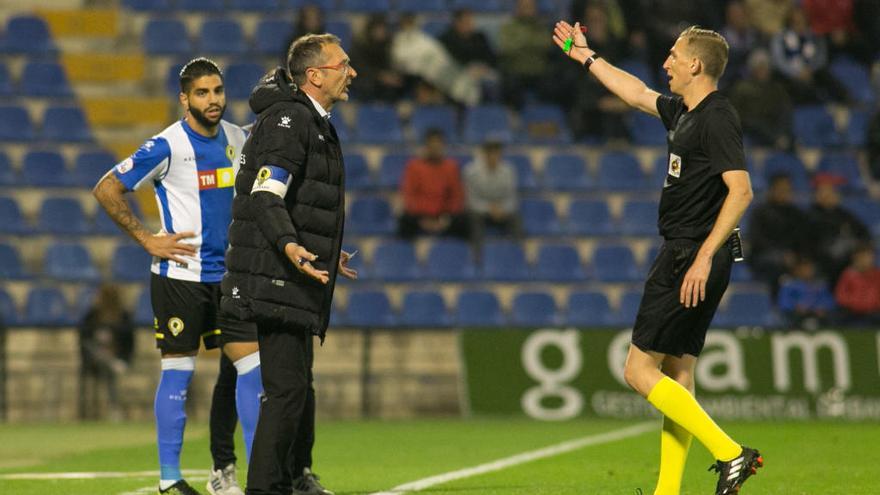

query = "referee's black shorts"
631;239;733;358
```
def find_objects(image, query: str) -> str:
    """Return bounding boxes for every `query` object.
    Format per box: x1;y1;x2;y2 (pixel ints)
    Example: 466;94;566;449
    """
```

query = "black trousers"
246;325;316;495
210;353;239;470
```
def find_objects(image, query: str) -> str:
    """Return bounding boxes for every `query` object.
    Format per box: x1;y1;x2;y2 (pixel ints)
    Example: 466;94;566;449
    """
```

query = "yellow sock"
646;376;741;461
653;416;692;495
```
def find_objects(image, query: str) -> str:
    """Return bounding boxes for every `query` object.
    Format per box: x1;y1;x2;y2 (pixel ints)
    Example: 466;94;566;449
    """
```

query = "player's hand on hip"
339;249;358;280
143;231;196;265
553;21;591;64
680;255;712;308
285;242;329;284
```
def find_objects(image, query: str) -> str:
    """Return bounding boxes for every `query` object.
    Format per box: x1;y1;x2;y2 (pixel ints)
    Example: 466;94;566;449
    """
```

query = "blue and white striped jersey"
112;119;247;283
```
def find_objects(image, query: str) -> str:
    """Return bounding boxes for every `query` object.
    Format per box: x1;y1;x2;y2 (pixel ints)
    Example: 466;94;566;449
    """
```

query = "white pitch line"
369;421;656;495
0;469;206;480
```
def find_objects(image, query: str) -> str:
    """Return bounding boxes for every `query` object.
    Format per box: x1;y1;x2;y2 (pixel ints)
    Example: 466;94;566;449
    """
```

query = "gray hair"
286;33;342;85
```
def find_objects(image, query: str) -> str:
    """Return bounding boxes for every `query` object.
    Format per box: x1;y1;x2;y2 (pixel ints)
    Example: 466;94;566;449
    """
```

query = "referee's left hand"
680;255;712;308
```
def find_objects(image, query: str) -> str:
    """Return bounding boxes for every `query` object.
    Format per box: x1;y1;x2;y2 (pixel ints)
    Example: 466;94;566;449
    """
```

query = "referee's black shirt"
655;91;746;241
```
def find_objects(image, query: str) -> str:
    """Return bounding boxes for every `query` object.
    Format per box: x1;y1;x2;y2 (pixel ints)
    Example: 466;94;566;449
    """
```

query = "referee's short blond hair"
679;26;729;80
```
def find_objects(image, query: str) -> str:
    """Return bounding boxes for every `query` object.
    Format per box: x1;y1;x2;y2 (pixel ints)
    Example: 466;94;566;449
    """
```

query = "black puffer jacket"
221;68;345;339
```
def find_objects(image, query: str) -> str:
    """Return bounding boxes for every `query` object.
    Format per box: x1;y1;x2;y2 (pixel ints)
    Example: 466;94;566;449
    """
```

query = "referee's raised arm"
553;20;660;117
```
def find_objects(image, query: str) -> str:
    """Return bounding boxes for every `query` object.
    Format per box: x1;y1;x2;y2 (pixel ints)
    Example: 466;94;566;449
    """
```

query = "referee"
554;23;762;495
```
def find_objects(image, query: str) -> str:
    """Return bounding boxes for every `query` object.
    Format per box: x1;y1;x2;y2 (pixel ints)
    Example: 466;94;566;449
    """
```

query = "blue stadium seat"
608;290;642;327
254;19;291;55
225;62;265;100
326;20;353;49
598;151;647;191
0;105;35;141
178;0;226;11
42;106;92;142
592;243;641;282
533;243;585;281
0;63;11;97
543;153;592;190
651;154;671;187
111;244;153;281
133;288;153;327
22;287;74;326
2;16;55;55
505;154;537;191
763;152;811;192
377;153;408;189
450;0;505;12
44;242;100;281
341;0;391;12
123;0;171;10
400;290;451;327
229;0;282;10
410;105;458;142
0;197;31;234
398;0;446;12
521;104;571;144
845;110;870;147
143;19;193;55
481;240;528;281
842;197;880;235
619;199;658;236
21;62;73;98
816;152;865;192
618;58;653;85
0;152;15;185
344;153;372;190
455;290;504;326
38;197;90;234
511;291;559;327
793;105;842;147
328;113;352;141
463;105;512;144
346;196;394;235
22;150;70;187
0;243;27;280
422;20;450;37
626;111;667;146
345;290;396;327
729;261;754;282
356;105;404;143
520;198;562;236
714;291;777;327
830;57;875;106
567;199;614;236
425;239;476;281
200;19;247;56
72;150;116;188
566;291;613;327
370;240;420;281
0;288;18;326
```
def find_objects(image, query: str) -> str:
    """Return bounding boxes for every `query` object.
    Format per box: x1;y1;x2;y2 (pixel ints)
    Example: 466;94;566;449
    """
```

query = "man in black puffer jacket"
220;34;357;495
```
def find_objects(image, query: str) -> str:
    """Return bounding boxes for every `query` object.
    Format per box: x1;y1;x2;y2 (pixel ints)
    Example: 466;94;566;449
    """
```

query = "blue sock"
155;357;195;485
233;352;263;462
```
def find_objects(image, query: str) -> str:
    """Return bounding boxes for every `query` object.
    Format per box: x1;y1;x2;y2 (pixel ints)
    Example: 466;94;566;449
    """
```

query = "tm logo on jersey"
198;167;235;190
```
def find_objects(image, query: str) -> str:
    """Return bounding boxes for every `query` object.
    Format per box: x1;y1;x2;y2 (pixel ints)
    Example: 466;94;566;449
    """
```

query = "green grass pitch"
0;418;875;494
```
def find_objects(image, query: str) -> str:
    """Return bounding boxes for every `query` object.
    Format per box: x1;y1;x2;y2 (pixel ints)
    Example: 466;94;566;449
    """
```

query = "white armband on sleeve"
252;165;292;198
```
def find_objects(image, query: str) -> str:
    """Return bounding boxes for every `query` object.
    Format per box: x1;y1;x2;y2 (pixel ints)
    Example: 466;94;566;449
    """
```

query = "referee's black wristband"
583;54;601;70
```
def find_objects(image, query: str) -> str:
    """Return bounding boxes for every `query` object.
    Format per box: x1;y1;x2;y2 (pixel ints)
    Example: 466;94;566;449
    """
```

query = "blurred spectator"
391;13;480;106
777;256;836;330
398;129;469;239
642;0;719;84
720;0;760;86
440;9;500;101
351;14;406;102
834;243;880;325
853;0;880;59
285;4;325;58
806;174;871;283
78;285;135;420
746;0;793;37
802;0;872;62
770;7;849;103
463;138;521;247
498;0;550;107
867;106;880;180
747;174;812;298
728;49;793;150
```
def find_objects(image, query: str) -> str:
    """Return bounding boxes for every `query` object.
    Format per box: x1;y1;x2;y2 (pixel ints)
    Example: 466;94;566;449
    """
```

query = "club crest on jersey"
115;157;134;174
225;145;235;163
668;153;682;178
256;166;273;185
278;116;291;128
168;317;185;336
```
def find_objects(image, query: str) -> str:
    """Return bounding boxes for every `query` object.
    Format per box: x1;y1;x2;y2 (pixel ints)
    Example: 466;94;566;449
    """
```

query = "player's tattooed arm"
93;172;196;264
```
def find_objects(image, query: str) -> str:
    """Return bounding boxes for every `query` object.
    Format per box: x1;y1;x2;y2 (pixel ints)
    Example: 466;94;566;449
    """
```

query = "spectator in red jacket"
834;243;880;325
398;128;470;239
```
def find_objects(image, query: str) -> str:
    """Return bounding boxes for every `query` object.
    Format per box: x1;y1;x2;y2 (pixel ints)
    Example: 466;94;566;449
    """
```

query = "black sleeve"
656;94;684;130
252;107;309;253
702;108;747;175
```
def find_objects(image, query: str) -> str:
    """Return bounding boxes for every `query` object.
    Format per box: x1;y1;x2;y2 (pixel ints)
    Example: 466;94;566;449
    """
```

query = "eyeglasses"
310;60;353;75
